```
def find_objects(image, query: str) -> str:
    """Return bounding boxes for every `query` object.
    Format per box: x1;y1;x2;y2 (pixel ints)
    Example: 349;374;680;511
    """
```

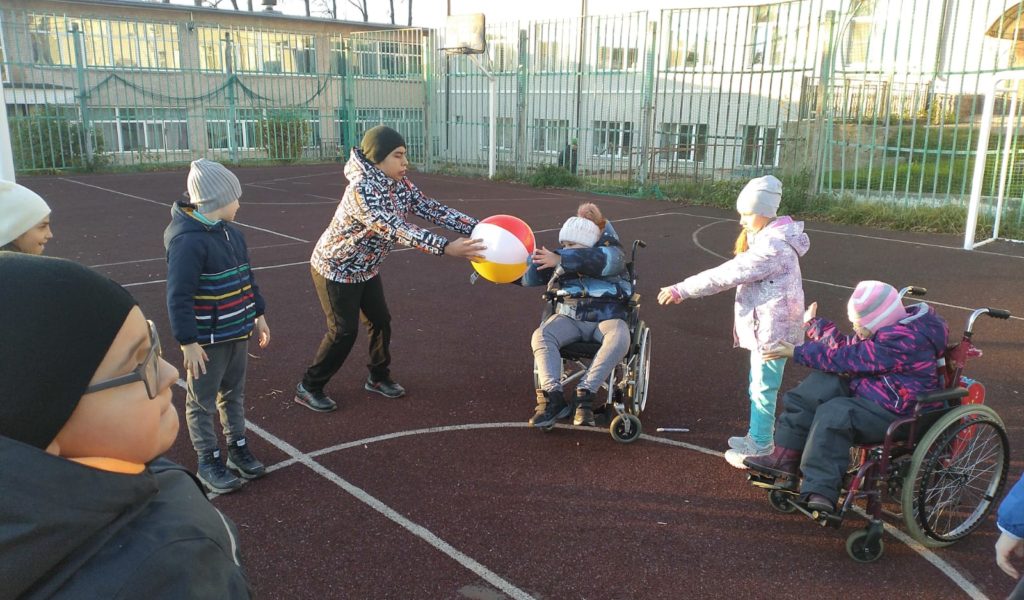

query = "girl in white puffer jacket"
658;175;810;468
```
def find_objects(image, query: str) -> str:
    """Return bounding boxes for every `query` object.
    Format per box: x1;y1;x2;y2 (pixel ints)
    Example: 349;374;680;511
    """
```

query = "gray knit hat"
186;159;242;214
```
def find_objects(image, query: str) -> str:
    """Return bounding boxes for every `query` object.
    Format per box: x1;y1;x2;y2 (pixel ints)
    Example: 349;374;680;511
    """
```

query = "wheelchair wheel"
627;324;651;416
846;528;885;563
610;414;642;443
900;404;1009;547
768;489;796;513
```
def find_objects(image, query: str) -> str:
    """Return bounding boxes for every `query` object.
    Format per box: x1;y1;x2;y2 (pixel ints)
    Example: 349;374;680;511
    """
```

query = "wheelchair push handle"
986;308;1012;320
899;285;927;299
966;307;1012;335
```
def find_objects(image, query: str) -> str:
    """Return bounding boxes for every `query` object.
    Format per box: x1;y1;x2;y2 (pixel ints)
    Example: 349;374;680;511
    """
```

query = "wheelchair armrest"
915;387;968;409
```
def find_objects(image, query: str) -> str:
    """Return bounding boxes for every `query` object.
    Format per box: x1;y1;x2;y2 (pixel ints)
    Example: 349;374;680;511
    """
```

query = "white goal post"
964;70;1024;250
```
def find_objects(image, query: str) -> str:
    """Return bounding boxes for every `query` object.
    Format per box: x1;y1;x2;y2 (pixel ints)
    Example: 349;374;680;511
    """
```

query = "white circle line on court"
229;415;987;600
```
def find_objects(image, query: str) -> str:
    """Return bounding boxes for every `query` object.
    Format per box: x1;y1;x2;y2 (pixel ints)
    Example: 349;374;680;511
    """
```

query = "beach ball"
470;214;535;284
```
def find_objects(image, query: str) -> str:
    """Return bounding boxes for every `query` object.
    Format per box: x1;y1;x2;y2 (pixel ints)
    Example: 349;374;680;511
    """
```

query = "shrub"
260;112;312;162
9;107;109;171
527;165;580;188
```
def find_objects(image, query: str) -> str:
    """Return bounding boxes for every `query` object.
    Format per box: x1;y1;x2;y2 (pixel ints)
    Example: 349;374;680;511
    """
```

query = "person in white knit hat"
657;175;811;468
0;179;52;254
524;203;633;429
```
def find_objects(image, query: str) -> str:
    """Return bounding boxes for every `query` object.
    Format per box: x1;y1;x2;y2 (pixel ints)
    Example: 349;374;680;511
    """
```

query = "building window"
487;36;518;73
740;125;779;167
28;15;179;69
353;108;425;158
482;117;515;150
197;28;315;74
592;120;633;158
596;45;639;71
532;118;569;153
352;40;423;79
92;108;188;153
205;108;319;150
844;0;877;65
533;26;565;73
330;37;346;75
748;5;782;67
29;15;75;66
660;123;708;162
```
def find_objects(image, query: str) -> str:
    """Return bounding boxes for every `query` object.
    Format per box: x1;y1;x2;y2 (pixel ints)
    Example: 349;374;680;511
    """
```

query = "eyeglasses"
84;320;163;400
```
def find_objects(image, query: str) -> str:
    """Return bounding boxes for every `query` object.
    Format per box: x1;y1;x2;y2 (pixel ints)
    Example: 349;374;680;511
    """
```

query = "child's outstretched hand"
804;301;818;323
182;342;209;378
255;315;270;349
445;237;486;260
762;341;795;360
657;286;682;305
996;531;1024;579
532;247;560;270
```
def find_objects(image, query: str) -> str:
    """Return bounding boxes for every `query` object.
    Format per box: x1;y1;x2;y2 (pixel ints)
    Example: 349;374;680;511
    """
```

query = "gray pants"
532;315;630;394
186;339;249;454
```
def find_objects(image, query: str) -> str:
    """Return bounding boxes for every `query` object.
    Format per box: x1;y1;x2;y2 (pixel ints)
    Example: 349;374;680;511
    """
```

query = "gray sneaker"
197;449;243;494
728;434;757;450
724;436;773;470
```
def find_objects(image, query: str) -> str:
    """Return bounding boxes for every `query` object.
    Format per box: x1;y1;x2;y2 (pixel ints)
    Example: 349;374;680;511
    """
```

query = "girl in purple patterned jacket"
294;126;485;413
658;175;810;468
745;280;949;513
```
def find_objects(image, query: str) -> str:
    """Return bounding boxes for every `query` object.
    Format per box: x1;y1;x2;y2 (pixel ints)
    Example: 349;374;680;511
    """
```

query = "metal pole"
70;23;94;164
468;53;496;178
812;10;836;196
224;33;238;163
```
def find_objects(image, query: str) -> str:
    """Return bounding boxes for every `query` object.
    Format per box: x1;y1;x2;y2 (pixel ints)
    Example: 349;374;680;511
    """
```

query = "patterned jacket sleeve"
351;181;451;256
406;182;478;235
558;244;626;278
805;317;853;348
998;473;1024;540
794;328;911;375
521;261;553;287
670;238;785;300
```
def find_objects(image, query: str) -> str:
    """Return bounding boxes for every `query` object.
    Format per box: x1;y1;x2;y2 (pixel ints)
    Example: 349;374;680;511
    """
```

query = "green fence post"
341;37;356;162
70;22;93;165
638;19;657;187
223;32;238;164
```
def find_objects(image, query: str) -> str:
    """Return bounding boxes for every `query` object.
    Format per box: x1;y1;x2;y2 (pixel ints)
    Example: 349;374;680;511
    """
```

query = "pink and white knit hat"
847;280;908;331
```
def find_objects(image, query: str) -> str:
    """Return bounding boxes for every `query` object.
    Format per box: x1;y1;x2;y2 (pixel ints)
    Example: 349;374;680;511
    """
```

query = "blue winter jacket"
521;222;632;322
999;475;1024;539
164;203;266;346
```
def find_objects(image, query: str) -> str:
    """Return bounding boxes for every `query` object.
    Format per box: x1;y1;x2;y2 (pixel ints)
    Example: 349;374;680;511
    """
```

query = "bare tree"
407;0;412;25
302;0;311;16
388;0;395;24
346;0;368;21
312;0;337;18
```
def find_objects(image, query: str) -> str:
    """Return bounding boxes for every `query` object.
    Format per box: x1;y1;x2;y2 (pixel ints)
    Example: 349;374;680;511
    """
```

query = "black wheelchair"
748;287;1011;562
533;239;651;443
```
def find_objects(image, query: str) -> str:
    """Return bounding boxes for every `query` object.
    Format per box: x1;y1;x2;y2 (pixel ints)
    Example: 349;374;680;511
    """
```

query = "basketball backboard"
442;13;486;55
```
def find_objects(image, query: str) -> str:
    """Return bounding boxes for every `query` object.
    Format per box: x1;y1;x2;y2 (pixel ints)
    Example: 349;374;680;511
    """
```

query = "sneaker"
527;391;548;426
804;493;835;513
365;377;405;398
227;437;266;480
728;434;757;450
573;389;596;427
723;436;773;470
294;382;337;412
197;449;243;494
532;390;570;429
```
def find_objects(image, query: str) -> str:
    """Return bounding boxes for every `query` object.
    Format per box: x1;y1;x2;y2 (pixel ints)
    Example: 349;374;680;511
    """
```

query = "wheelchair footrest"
748;472;797;491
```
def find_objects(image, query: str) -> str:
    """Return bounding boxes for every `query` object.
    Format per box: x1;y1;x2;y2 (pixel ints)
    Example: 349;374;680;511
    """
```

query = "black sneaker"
197;449;243;494
527;402;548;426
532;390;570;429
294;382;338;412
227;437;266;480
365;377;405;398
573;389;596;427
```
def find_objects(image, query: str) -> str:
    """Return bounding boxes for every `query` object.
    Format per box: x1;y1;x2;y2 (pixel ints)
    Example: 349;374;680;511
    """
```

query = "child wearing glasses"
164;159;270;494
0;253;252;598
524;203;633;429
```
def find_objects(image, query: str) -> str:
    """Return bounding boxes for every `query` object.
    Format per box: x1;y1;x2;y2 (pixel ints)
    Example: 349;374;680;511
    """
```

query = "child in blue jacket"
525;203;633;428
165;159;270;495
997;475;1024;597
746;280;948;513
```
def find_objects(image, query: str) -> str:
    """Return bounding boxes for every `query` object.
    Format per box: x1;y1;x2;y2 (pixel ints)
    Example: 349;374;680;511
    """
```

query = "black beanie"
360;125;407;164
0;254;137;449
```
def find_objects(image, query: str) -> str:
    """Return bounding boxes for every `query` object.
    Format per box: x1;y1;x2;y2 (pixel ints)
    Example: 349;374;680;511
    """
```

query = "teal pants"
747;351;787;446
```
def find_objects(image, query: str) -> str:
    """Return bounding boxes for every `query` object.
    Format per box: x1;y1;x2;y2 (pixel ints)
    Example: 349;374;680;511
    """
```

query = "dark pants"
775;371;900;503
302;268;391;393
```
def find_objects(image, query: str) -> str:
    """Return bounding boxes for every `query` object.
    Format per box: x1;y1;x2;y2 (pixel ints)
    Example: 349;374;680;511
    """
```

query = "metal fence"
3;1;1024;232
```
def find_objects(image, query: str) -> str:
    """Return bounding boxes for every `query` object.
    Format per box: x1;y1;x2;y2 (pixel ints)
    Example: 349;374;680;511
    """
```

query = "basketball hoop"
440;13;486;56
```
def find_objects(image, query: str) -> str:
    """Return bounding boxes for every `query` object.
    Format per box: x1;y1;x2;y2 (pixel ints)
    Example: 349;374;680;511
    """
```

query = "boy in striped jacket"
165;159;270;494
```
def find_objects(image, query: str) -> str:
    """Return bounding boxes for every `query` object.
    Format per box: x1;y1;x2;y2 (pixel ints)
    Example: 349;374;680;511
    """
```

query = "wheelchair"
533;239;651;443
747;287;1012;562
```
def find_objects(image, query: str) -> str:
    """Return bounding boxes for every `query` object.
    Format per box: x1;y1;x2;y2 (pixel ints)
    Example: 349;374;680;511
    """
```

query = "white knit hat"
735;175;783;218
558;216;600;247
186;159;242;213
0;180;51;248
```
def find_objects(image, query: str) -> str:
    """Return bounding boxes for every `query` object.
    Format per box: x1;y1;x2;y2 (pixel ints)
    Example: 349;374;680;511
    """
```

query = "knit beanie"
186;159;242;214
847;280;908;332
0;254;138;449
0;179;51;247
360;125;407;164
735;175;783;218
558;216;601;247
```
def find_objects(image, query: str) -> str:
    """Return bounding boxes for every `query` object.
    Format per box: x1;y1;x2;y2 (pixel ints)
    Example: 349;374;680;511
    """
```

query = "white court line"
58;178;309;243
221;414;987;600
245;171;338;186
243;420;537;600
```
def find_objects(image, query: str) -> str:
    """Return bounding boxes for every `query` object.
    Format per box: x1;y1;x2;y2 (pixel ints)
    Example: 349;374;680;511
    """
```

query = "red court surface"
22;165;1024;599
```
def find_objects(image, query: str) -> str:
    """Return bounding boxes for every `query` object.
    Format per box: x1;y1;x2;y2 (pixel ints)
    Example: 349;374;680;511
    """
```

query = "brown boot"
744;446;801;478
